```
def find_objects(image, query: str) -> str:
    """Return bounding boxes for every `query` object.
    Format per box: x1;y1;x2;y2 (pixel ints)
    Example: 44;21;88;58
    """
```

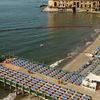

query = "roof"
85;73;100;82
94;55;100;59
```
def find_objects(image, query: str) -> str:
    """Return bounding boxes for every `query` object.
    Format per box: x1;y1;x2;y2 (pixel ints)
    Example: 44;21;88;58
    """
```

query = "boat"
40;44;44;47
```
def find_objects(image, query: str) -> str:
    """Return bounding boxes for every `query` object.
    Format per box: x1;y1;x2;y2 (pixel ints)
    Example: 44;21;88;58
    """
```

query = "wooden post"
29;86;31;95
3;77;6;87
10;81;12;90
15;82;18;95
22;85;24;96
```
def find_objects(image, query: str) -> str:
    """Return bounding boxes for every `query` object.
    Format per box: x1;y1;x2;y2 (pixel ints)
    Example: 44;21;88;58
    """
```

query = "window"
81;4;82;8
54;2;57;7
77;2;80;7
73;2;76;5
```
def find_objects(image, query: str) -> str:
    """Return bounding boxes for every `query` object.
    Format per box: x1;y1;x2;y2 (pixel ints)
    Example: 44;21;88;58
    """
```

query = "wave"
50;59;64;67
50;46;82;68
2;93;16;100
94;28;100;33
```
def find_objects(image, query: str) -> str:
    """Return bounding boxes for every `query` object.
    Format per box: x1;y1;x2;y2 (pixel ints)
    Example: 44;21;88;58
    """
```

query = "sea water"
0;0;100;99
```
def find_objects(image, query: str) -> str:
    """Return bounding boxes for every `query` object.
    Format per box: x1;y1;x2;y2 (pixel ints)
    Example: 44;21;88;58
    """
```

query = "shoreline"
56;32;99;69
42;6;100;14
62;32;100;72
1;33;100;100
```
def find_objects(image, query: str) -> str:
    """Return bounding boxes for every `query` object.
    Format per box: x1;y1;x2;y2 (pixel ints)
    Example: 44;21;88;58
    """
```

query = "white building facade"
81;73;100;91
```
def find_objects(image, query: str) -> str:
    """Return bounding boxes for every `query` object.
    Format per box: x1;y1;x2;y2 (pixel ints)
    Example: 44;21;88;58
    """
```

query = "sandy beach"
62;33;100;72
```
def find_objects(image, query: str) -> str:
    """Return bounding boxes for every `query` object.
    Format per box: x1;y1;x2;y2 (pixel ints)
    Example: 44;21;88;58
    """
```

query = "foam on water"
94;28;100;33
50;45;82;68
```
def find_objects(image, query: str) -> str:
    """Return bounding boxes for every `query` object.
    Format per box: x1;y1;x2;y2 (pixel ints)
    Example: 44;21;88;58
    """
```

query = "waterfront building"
48;0;100;11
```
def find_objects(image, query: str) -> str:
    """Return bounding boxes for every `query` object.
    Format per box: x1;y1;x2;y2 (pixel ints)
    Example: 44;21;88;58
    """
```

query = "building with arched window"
48;0;100;11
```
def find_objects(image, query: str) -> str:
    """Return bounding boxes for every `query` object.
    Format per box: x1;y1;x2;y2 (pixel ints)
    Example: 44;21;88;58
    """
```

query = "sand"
62;33;100;72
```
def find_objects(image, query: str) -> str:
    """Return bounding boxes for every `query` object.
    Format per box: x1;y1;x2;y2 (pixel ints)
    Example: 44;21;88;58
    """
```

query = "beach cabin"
81;73;100;91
